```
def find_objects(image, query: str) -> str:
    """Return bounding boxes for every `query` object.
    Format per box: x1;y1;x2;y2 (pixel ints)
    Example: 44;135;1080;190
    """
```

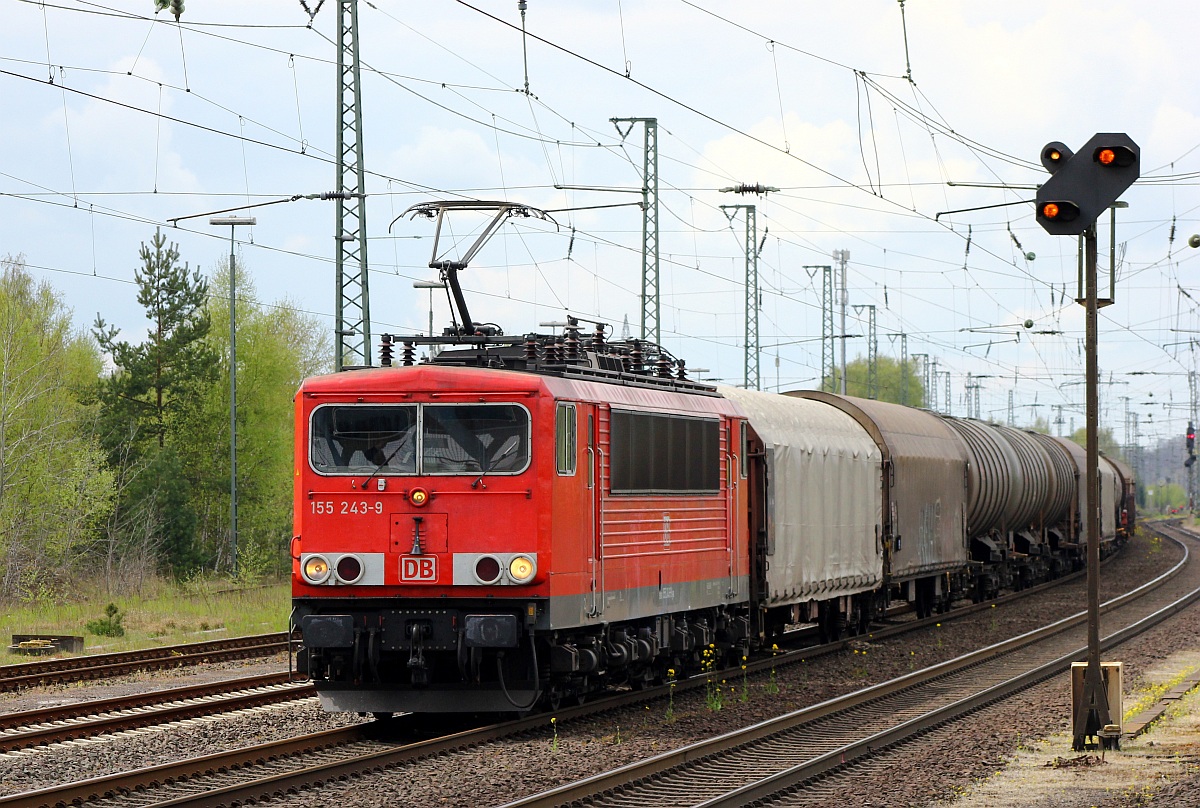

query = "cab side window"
556;403;577;475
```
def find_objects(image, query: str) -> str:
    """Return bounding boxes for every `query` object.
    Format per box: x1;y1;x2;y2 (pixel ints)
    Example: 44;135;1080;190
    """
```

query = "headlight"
409;487;429;507
335;554;363;584
508;555;536;583
302;555;331;585
474;555;502;585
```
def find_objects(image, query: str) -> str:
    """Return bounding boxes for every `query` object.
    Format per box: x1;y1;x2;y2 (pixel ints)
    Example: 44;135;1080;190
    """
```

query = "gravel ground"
0;530;1190;807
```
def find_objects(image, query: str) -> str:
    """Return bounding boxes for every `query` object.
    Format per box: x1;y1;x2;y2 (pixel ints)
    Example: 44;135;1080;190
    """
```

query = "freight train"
289;319;1135;716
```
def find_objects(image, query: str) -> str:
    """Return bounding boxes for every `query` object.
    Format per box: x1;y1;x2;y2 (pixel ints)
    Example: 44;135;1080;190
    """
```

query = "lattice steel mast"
888;332;909;406
611;118;660;345
854;304;877;399
335;0;370;369
721;204;760;390
912;353;928;408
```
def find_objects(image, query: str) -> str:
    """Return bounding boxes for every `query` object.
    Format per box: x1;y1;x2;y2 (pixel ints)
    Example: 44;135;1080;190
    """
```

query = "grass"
0;576;291;655
1123;663;1200;724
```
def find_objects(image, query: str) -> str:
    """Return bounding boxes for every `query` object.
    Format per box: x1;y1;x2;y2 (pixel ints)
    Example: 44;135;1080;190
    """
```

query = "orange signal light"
1038;200;1079;223
1091;144;1136;168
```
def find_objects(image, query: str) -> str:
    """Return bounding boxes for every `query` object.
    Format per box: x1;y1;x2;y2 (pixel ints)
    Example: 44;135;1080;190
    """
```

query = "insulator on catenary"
655;353;673;378
565;319;581;362
592;322;606;353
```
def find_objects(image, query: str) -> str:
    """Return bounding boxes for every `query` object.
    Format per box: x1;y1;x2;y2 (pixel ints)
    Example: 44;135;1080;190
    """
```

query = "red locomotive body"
292;360;748;714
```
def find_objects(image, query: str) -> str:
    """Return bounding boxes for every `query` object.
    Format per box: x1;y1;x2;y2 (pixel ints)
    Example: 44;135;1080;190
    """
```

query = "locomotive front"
291;365;550;714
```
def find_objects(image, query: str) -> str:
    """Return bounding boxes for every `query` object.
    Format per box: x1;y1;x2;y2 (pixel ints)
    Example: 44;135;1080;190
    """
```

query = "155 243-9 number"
311;500;384;515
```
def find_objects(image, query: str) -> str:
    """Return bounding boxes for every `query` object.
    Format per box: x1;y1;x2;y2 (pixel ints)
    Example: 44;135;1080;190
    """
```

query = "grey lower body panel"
547;575;750;628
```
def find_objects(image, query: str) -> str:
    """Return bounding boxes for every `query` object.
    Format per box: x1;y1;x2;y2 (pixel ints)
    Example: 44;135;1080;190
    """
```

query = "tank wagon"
290;324;1135;716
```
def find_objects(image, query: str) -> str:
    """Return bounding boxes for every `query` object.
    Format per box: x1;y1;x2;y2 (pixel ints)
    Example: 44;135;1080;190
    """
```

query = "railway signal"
1035;134;1139;236
1037;133;1141;752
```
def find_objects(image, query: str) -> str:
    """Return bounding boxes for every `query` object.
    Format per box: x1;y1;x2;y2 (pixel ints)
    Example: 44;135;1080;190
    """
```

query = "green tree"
94;230;216;450
824;355;925;406
0;255;114;600
1067;426;1124;462
1028;416;1052;434
1145;481;1186;514
179;257;330;577
93;230;217;576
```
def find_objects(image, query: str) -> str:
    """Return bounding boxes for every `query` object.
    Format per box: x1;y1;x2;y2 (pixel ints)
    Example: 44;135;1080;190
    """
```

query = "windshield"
310;405;418;474
310;403;529;476
422;404;530;474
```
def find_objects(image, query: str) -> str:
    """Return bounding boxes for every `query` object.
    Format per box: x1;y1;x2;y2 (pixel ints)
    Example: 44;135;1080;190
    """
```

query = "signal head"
1094;145;1136;168
1034;133;1139;235
1037;200;1080;224
1041;142;1074;174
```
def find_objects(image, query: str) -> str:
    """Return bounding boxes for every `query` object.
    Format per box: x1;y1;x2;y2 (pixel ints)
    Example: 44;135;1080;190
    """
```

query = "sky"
3;0;1200;463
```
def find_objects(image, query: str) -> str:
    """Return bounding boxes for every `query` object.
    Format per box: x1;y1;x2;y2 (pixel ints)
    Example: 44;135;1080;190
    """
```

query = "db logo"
401;556;438;582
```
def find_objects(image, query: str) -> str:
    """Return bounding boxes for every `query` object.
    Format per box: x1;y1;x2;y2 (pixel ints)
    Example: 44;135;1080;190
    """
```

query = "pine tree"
94;230;217;576
95;230;216;450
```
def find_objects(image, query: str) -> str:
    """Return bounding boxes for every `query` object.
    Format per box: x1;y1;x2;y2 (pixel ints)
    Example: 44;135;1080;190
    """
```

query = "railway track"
0;633;290;693
0;532;1174;808
0;673;312;753
502;522;1200;807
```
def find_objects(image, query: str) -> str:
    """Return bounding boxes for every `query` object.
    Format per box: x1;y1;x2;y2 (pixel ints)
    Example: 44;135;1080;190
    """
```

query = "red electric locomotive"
291;327;750;714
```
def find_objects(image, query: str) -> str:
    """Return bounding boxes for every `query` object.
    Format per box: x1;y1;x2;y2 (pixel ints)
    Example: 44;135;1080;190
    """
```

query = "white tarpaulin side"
720;388;883;605
1099;456;1118;540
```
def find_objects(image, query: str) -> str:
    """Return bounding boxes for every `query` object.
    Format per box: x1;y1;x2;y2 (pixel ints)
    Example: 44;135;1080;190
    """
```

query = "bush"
85;603;126;637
